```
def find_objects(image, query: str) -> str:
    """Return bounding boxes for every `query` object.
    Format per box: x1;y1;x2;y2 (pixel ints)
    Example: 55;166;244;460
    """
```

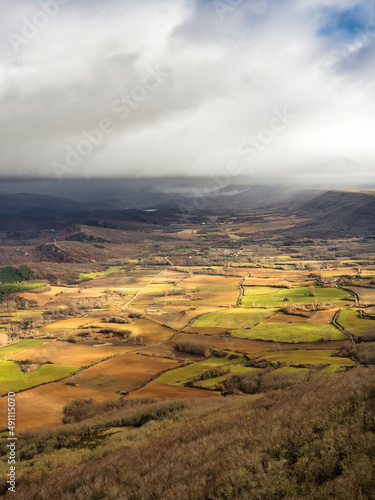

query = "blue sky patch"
319;4;371;39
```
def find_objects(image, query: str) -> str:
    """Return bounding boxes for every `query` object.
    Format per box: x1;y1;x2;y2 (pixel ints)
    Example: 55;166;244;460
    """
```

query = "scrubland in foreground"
2;367;375;499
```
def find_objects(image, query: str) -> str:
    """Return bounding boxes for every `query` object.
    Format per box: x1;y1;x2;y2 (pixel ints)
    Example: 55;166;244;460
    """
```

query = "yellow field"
92;319;175;344
12;341;136;367
40;317;96;332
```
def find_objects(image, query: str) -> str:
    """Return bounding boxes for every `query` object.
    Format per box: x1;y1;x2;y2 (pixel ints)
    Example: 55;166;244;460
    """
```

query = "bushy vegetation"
0;399;184;469
0;282;46;302
355;343;375;365
5;368;375;499
0;265;32;284
224;367;317;394
62;397;155;424
174;339;211;357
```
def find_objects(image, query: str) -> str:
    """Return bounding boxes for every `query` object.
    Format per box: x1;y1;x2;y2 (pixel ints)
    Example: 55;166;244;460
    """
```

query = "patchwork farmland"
0;255;373;437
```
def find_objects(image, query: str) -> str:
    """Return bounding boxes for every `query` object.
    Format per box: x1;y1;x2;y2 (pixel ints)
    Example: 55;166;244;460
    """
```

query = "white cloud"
0;0;374;185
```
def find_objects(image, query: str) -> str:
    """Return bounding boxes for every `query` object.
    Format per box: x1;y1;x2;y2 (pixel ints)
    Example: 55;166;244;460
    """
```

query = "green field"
0;283;47;296
232;322;345;343
339;310;374;335
258;350;355;366
79;266;123;280
155;356;246;386
0;361;78;394
193;308;276;329
0;339;50;360
242;286;350;308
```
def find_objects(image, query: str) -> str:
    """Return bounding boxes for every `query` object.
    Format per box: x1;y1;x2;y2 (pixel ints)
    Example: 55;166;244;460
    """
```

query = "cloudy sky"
0;0;374;186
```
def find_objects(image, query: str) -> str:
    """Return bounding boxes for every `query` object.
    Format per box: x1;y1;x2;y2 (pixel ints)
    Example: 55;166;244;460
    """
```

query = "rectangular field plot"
0;382;119;431
0;360;78;395
127;381;222;400
339;310;374;335
79;266;123;280
0;339;50;360
145;306;221;331
243;278;311;287
232;322;345;343
242;287;351;308
193;308;276;329
12;341;136;367
67;353;181;393
18;286;73;305
40;317;96;333
265;309;336;324
170;275;240;306
258;350;355;366
174;332;282;354
155;356;246;386
93;319;175;344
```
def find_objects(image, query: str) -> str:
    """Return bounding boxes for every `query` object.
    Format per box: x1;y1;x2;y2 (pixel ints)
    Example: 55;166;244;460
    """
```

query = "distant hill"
294;190;375;237
0;193;90;215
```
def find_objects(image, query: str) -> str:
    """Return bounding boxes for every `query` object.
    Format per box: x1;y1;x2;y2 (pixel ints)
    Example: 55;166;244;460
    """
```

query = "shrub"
356;343;375;365
225;368;313;394
362;326;375;342
174;340;211;357
0;265;32;284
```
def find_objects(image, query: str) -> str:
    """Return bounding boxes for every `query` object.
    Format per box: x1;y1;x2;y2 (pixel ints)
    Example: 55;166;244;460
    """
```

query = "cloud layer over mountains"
0;0;374;186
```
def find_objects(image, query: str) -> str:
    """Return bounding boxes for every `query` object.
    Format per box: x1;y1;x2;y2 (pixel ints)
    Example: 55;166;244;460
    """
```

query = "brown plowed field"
67;353;181;393
0;383;119;431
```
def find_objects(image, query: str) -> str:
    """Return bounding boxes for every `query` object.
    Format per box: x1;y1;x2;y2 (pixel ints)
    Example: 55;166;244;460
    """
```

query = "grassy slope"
6;368;375;499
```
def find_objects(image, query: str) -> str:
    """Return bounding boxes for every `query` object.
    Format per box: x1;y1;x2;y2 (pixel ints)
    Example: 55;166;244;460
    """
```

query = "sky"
0;0;374;187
